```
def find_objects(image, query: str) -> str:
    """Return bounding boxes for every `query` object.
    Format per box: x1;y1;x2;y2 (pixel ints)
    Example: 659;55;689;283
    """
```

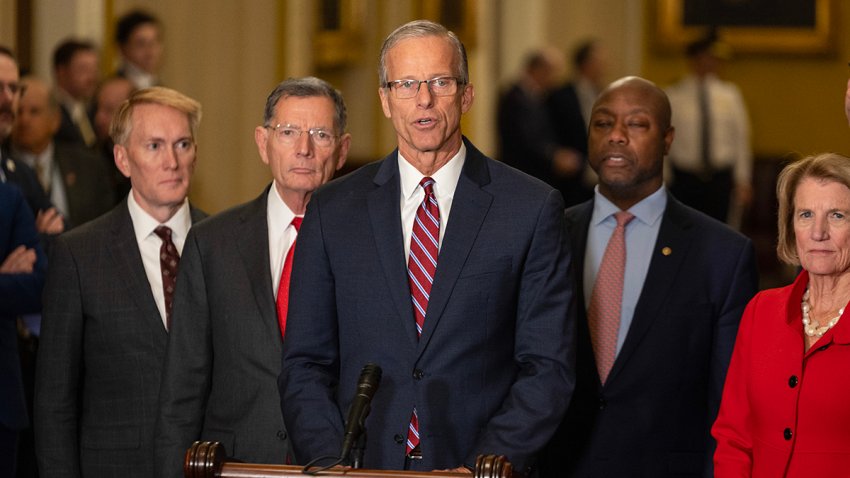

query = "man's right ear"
114;144;131;178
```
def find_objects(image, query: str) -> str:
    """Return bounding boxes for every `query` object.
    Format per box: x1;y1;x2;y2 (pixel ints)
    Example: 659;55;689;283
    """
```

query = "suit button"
277;429;287;440
413;369;424;380
598;398;607;410
783;428;793;440
394;434;404;444
788;375;798;388
818;345;829;352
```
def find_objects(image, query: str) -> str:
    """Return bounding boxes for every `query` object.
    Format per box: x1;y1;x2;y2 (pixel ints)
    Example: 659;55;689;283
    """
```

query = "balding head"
12;77;61;154
587;76;675;210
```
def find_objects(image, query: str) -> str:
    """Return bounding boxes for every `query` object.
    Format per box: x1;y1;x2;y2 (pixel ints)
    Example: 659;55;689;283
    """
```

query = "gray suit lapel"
108;202;166;337
235;188;279;339
367;156;419;348
418;141;493;355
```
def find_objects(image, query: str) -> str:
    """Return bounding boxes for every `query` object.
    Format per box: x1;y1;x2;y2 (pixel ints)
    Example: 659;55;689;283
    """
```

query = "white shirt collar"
398;142;466;201
267;182;298;234
127;191;192;245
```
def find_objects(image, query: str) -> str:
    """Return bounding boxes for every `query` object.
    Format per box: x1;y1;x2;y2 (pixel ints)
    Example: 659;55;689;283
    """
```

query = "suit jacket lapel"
236;187;279;338
418;140;493;355
607;196;694;383
108;202;166;337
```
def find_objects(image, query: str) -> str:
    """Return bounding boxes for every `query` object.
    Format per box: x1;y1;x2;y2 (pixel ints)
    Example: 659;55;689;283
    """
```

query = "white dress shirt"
398;143;466;260
267;184;300;297
665;74;752;184
127;192;192;328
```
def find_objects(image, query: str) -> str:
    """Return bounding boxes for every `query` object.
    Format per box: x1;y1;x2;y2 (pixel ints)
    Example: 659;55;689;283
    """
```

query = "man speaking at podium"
280;20;575;475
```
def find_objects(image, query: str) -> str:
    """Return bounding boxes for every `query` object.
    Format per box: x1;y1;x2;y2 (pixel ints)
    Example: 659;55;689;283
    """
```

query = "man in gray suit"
154;77;350;477
35;86;205;478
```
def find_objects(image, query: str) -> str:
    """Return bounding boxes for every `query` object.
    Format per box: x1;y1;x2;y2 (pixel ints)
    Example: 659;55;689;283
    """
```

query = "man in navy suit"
280;20;575;475
539;77;758;477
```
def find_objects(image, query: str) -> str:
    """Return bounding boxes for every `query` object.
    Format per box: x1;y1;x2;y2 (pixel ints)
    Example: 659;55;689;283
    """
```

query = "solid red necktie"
405;177;440;456
154;225;179;331
587;211;634;384
276;217;302;339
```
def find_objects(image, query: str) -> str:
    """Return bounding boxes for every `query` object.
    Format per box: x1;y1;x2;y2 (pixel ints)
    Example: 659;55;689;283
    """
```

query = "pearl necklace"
801;287;844;338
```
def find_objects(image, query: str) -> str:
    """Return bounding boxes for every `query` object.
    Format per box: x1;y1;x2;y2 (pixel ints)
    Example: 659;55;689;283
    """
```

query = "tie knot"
154;225;173;242
420;177;435;196
614;211;635;228
291;216;303;231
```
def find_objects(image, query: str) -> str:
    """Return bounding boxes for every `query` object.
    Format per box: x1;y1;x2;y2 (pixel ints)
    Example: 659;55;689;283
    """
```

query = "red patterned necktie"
276;217;303;340
587;211;634;384
405;177;440;456
154;226;179;331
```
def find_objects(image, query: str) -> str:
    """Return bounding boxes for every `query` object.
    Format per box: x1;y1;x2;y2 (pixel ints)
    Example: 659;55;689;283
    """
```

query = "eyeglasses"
265;124;338;148
0;81;24;97
384;76;464;99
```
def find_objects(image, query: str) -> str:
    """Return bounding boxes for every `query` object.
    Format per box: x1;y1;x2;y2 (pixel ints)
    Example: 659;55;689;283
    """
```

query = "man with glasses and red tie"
154;77;350;477
279;20;574;475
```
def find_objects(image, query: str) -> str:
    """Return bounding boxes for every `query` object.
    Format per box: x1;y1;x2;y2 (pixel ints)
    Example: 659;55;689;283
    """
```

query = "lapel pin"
661;246;672;256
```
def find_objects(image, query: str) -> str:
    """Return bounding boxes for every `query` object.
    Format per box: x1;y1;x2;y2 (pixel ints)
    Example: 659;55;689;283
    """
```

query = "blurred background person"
115;10;163;89
713;152;850;476
11;76;113;229
497;47;582;203
52;39;99;148
665;32;753;227
547;39;608;206
94;76;135;202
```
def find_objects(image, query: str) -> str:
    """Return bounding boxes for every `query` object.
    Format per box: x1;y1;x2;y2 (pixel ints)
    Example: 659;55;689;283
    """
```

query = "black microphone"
339;363;382;465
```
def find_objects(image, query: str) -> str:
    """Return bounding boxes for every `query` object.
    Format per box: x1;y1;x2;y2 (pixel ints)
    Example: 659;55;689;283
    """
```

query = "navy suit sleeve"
467;188;576;473
0;184;46;315
155;229;214;478
705;236;757;477
279;195;345;464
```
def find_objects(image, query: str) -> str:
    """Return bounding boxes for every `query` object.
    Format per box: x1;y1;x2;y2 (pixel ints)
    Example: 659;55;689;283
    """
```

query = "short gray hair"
263;77;347;134
378;20;469;87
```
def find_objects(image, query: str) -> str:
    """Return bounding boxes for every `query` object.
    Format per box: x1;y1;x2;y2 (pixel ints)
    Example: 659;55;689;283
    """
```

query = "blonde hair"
110;86;201;146
776;152;850;265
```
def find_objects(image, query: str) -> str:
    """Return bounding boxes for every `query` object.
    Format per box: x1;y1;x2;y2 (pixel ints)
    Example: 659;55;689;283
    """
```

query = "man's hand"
36;207;65;235
0;245;37;274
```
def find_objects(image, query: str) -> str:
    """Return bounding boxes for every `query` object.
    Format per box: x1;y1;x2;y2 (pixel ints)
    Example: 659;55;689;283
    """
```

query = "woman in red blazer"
712;152;850;477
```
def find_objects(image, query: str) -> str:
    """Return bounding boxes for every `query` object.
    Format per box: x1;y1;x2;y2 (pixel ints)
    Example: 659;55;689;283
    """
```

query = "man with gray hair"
280;20;573;474
155;77;351;477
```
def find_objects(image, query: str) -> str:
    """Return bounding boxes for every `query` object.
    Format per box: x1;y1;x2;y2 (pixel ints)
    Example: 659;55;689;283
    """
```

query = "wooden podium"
184;441;513;478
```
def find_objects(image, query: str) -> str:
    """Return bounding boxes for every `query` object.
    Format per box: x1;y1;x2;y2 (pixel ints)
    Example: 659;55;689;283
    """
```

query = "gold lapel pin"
661;246;672;256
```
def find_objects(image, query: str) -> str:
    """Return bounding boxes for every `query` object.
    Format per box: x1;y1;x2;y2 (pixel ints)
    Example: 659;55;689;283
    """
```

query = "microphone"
340;363;382;465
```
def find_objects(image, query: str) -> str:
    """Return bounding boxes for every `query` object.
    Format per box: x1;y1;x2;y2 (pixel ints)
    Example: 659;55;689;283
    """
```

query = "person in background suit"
547;39;608;206
0;181;47;478
94;76;135;202
53;39;99;148
0;46;63;237
280;20;574;475
539;76;758;478
35;86;205;478
154;77;350;477
497;47;582;199
12;76;114;228
114;10;163;90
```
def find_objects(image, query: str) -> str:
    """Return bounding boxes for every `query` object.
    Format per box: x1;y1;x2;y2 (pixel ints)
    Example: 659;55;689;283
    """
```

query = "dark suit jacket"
546;82;592;207
52;140;115;227
34;200;205;478
155;186;291;478
0;182;46;431
496;83;559;185
1;146;52;215
280;139;575;474
540;194;758;478
55;104;93;149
